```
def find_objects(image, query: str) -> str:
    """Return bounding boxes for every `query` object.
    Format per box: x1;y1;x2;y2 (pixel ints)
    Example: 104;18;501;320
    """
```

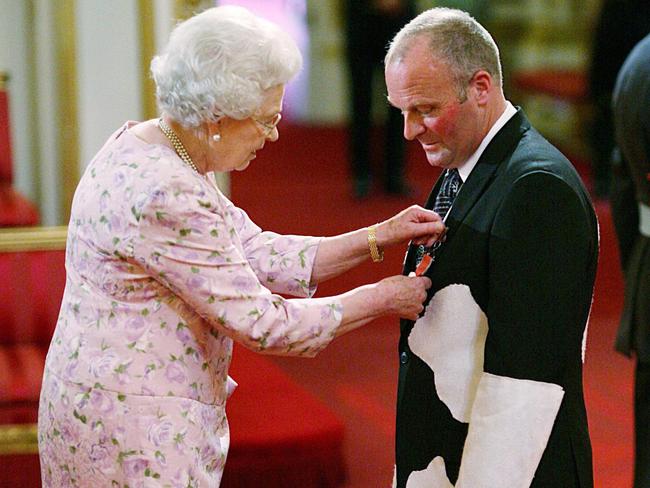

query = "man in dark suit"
384;8;598;487
611;33;650;488
587;0;650;198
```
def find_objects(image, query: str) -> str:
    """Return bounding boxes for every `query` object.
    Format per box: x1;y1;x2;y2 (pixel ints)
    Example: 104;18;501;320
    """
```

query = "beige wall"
0;0;604;224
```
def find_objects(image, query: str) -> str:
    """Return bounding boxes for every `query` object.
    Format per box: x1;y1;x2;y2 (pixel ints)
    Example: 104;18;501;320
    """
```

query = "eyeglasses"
252;113;282;135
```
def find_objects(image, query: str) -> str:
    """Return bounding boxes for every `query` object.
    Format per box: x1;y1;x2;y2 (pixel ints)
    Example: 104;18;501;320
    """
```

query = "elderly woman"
37;6;443;487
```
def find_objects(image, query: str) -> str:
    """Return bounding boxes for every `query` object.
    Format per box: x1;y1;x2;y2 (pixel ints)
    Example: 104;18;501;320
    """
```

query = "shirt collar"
457;101;517;182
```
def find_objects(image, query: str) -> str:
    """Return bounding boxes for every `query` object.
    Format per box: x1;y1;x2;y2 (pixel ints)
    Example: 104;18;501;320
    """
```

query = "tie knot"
441;168;461;196
447;167;461;182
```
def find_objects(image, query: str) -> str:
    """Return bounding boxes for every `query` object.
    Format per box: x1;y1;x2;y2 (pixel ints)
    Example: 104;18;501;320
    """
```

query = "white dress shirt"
457;101;517;182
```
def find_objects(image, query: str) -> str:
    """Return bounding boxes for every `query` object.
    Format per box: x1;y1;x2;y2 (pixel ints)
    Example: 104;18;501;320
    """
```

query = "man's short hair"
385;8;503;99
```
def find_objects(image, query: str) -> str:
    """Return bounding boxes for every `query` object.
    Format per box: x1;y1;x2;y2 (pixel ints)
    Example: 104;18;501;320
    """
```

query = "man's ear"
470;70;492;106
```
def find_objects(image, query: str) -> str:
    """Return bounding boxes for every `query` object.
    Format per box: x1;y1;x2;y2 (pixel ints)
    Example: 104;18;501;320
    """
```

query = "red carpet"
224;346;346;487
231;123;634;488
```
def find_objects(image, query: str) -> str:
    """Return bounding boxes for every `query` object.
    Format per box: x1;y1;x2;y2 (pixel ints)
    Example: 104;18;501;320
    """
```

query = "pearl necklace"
158;118;200;174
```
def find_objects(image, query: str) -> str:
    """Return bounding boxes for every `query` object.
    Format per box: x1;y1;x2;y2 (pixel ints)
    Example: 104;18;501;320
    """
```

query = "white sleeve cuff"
456;372;564;488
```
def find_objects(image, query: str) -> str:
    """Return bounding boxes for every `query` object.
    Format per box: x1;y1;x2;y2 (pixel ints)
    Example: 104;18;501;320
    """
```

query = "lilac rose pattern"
38;122;342;486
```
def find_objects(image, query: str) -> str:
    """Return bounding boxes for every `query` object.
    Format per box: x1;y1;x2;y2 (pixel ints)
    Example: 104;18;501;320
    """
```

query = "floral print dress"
38;122;342;487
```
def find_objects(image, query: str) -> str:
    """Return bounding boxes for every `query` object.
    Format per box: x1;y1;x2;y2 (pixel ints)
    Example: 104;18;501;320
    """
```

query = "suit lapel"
438;109;531;247
401;109;531;276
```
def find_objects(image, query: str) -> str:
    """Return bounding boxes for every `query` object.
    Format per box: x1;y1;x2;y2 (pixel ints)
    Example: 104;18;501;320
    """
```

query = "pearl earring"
212;133;221;142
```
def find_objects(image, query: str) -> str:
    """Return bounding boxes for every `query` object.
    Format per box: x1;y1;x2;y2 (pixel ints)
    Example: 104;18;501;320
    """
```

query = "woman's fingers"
411;225;448;246
378;205;448;248
400;205;440;225
381;275;431;320
402;276;430;320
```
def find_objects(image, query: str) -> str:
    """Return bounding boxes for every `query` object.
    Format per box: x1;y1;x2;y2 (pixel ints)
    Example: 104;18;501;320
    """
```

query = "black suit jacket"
611;34;650;362
395;110;598;487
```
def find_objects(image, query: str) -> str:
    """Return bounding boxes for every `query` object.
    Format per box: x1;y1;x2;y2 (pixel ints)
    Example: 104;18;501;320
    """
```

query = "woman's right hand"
376;205;446;249
377;274;432;321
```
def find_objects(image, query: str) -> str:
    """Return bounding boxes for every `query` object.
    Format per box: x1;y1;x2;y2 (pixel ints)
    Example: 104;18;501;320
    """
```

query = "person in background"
343;0;416;198
385;8;598;487
611;32;650;488
37;6;444;487
586;0;650;198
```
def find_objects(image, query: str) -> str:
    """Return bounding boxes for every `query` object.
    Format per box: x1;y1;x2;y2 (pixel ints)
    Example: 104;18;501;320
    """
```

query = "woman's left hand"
376;205;446;248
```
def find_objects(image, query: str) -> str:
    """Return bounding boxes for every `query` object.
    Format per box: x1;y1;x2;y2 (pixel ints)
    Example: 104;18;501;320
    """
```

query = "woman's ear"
211;115;225;128
206;116;225;141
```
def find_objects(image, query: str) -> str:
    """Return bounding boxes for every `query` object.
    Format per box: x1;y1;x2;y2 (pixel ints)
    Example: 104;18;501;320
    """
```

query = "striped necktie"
415;168;462;266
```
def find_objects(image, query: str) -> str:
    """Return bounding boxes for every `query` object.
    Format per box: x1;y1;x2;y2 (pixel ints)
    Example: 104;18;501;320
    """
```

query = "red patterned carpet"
231;124;634;488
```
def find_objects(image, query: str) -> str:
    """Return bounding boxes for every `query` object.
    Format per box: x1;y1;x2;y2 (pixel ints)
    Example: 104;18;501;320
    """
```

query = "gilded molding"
55;0;79;223
26;0;42;210
138;0;157;120
0;226;67;252
174;0;213;21
0;423;38;455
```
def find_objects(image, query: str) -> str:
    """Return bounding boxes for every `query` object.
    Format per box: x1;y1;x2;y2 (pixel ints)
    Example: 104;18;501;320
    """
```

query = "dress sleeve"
221;196;320;297
456;171;595;487
131;177;341;357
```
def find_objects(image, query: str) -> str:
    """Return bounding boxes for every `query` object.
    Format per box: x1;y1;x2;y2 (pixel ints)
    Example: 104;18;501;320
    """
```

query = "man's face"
385;39;484;169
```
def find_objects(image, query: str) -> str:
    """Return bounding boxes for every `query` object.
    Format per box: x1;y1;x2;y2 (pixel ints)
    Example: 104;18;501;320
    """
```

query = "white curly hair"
151;5;302;128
